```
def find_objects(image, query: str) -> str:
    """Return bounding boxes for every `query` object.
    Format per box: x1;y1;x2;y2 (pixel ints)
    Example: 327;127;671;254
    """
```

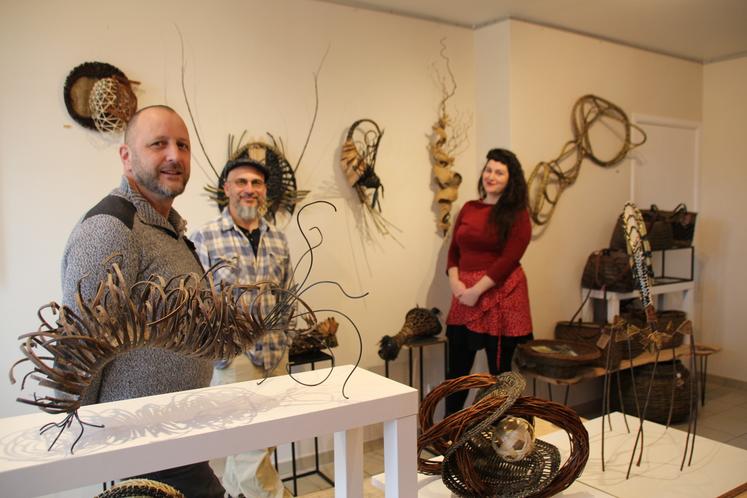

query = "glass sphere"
491;416;535;462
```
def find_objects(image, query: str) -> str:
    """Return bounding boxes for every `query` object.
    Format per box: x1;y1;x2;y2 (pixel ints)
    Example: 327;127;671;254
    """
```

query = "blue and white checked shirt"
191;208;294;371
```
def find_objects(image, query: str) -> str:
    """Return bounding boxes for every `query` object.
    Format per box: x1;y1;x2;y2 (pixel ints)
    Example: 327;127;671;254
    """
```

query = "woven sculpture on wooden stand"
377;307;442;361
418;373;589;497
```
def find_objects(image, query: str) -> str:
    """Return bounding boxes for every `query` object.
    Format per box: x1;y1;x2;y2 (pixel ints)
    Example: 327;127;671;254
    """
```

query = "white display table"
373;412;747;497
0;365;418;498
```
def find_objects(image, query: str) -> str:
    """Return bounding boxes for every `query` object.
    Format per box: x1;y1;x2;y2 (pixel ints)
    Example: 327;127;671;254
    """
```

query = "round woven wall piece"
208;140;302;224
89;76;137;134
63;62;128;130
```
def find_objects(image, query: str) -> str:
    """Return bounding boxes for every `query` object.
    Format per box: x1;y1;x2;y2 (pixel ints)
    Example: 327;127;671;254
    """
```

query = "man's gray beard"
236;204;258;221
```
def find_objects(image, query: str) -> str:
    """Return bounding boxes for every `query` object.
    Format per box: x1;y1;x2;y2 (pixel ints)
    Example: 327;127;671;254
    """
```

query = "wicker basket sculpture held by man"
444;148;534;416
191;151;294;498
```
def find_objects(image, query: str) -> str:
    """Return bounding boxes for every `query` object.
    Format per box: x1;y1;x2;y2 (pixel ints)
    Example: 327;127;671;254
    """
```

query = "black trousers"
444;324;533;416
133;461;225;498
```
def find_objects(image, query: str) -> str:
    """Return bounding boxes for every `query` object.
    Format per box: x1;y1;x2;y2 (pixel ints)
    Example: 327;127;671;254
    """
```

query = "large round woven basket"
418;374;589;497
617;360;692;424
516;339;600;378
94;479;184;498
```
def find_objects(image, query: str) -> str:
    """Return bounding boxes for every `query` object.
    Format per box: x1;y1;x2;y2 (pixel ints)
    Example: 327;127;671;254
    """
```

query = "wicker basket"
516;340;600;378
617;360;692;424
94;479;184;498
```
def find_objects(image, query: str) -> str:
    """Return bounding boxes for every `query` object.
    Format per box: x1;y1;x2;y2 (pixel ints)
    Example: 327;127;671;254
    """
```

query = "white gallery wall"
700;56;747;383
504;19;704;346
0;0;477;419
1;0;745;433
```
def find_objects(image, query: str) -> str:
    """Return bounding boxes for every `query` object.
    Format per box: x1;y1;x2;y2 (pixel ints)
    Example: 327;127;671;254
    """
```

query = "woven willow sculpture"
526;95;647;228
610;202;699;478
429;40;468;236
204;136;309;224
377;307;441;361
418;373;589;497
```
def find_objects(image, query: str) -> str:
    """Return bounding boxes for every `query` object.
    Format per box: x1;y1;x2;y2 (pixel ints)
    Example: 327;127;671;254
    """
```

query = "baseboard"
706;373;747;391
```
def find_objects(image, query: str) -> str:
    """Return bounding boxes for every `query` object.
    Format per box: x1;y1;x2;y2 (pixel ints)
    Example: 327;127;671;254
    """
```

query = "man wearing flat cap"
192;148;293;498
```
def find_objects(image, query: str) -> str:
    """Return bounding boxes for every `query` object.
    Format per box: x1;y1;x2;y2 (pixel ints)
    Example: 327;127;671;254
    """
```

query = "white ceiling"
316;0;747;63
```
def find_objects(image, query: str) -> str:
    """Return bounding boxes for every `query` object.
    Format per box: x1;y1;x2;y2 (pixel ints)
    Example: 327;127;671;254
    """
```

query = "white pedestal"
0;366;418;498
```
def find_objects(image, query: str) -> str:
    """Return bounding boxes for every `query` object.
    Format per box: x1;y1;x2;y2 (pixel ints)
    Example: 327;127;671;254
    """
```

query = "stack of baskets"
616;360;692;424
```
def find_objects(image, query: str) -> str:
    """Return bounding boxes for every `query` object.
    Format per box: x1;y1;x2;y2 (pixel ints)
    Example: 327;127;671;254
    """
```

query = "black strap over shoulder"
84;195;137;229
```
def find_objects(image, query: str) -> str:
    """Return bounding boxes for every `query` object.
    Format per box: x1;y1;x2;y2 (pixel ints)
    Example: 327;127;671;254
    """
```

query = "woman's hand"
447;267;466;298
450;278;467;298
458;286;482;307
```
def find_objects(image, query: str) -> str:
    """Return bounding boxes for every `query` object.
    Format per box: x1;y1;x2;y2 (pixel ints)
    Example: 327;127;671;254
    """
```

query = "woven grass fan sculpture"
9;202;366;453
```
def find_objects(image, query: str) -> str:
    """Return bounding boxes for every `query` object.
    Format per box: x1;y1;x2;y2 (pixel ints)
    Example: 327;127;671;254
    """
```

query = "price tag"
597;333;611;349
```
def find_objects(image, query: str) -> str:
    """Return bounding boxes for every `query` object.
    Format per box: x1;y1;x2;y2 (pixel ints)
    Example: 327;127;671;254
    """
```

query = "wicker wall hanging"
377;306;441;361
339;118;398;238
418;372;589;497
9;202;366;453
176;27;322;226
429;40;469;236
63;62;139;133
204;135;309;224
526;95;647;227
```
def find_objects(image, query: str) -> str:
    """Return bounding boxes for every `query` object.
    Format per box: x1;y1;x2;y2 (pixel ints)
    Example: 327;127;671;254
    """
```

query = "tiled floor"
277;376;747;497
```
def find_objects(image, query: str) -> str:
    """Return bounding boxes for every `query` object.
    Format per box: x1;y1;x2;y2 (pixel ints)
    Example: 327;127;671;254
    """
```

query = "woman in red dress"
445;148;533;415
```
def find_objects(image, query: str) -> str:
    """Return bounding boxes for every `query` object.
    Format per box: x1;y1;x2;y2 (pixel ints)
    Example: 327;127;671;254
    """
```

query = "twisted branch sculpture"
429;39;468;236
527;95;647;227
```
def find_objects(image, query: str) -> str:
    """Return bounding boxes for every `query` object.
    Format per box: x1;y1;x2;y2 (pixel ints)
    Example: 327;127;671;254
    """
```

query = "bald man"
61;105;224;496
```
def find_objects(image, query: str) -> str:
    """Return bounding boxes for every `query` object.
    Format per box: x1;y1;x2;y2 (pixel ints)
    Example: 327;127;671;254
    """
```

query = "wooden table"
517;343;720;406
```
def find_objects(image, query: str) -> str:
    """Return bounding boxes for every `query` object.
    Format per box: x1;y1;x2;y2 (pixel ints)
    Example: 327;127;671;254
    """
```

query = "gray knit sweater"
61;177;212;405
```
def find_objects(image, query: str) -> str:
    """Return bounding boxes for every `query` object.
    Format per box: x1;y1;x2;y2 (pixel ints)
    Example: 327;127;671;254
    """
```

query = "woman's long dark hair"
477;148;528;242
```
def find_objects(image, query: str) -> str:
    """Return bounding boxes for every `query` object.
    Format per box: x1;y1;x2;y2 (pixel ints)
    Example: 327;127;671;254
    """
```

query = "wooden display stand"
384;335;448;401
517;343;720;406
0;366;418;498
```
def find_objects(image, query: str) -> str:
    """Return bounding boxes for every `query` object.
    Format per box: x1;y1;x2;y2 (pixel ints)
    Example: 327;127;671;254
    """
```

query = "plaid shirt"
191;208;294;371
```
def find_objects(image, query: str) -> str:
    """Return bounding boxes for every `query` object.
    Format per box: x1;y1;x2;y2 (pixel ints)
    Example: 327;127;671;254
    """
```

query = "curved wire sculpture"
527;95;647;227
598;202;699;478
9;201;366;453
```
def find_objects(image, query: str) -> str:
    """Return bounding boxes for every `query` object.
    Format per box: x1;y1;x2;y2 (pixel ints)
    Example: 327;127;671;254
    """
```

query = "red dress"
446;201;533;337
